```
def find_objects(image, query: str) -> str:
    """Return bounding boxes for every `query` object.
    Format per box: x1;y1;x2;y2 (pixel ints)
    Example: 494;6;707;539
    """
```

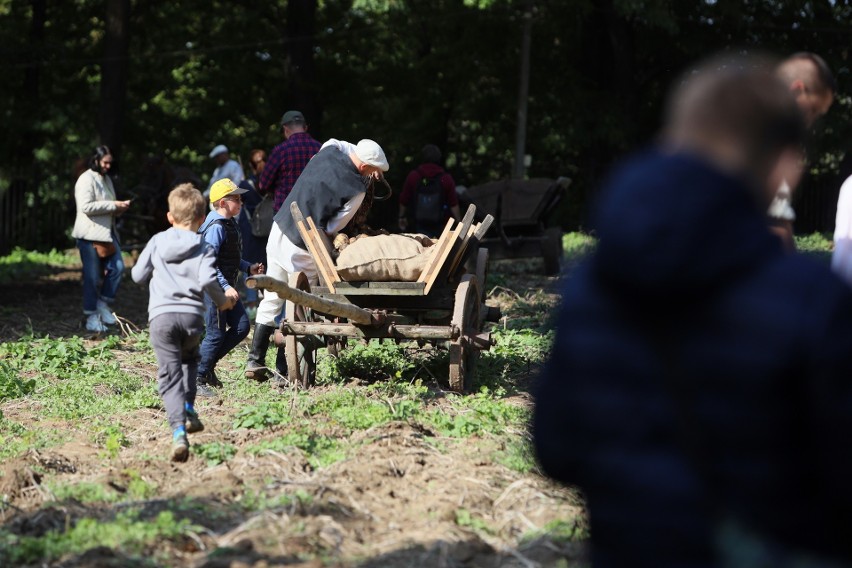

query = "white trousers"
256;223;318;327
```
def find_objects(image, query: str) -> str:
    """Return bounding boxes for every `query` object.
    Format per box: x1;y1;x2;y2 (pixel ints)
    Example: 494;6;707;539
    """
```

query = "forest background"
2;0;852;253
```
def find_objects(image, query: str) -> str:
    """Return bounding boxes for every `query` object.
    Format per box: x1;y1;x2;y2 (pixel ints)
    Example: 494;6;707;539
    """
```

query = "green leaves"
0;361;35;402
0;510;197;566
192;442;237;467
232;402;292;430
248;431;346;470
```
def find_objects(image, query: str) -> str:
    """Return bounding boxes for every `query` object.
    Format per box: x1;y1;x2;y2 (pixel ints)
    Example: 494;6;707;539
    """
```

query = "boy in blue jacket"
197;178;264;396
131;184;234;461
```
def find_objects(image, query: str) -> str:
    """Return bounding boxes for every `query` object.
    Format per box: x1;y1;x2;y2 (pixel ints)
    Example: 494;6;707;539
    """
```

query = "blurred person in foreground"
768;52;836;251
533;53;852;567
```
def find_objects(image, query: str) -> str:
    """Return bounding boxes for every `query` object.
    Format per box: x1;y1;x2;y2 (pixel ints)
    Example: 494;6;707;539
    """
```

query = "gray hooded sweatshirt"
131;227;228;321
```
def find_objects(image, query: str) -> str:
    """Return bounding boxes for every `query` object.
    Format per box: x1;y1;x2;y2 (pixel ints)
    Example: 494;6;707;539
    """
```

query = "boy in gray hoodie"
131;184;235;461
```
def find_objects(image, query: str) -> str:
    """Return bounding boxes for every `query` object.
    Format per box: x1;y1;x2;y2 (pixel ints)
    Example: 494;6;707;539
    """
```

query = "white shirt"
832;174;852;286
767;180;796;222
205;159;245;195
321;138;357;155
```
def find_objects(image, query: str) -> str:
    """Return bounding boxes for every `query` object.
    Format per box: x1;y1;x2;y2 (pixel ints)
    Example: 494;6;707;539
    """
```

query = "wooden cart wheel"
285;272;316;388
449;275;481;393
475;247;489;303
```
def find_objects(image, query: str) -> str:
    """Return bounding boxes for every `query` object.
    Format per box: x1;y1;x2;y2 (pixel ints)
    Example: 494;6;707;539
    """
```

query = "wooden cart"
458;177;571;275
247;202;497;393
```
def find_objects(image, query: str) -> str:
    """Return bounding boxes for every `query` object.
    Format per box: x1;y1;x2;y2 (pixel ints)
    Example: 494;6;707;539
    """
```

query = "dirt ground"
0;256;586;567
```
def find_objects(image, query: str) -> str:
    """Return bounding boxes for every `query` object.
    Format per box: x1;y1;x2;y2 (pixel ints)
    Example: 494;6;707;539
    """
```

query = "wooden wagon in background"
458;177;571;275
247;203;499;393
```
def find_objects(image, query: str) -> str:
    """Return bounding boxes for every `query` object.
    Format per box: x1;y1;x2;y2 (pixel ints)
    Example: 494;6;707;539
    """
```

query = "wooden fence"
0;186;73;255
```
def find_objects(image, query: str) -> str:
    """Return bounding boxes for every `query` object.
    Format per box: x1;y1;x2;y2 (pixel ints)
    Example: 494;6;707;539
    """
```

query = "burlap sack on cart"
336;234;433;281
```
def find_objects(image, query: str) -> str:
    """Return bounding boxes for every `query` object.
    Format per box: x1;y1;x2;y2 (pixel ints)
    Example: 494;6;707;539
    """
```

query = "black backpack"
414;169;445;224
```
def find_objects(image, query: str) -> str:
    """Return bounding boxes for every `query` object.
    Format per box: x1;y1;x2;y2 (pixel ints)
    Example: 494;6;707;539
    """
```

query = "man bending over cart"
245;139;389;383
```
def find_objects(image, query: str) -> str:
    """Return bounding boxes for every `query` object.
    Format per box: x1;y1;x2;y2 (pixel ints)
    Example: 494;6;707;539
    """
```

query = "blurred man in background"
205;144;245;199
534;53;852;567
767;52;836;251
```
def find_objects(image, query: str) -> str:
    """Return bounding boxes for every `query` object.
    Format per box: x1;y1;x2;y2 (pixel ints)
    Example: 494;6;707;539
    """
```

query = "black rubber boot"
245;323;275;382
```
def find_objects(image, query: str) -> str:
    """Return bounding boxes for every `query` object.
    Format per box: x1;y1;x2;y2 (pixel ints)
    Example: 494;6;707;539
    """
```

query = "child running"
131;184;235;461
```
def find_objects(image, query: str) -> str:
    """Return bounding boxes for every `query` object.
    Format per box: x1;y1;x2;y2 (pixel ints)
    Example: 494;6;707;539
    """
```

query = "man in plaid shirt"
258;110;321;212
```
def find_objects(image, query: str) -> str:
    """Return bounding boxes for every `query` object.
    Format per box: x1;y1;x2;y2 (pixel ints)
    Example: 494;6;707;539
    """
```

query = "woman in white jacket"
71;146;131;332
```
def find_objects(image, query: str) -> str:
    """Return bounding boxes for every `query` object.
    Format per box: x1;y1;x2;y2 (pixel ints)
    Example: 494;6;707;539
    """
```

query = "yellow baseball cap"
209;178;248;203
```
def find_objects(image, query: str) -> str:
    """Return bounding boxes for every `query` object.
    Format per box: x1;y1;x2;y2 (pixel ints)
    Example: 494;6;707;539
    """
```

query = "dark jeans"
149;313;204;431
76;238;124;313
198;292;250;380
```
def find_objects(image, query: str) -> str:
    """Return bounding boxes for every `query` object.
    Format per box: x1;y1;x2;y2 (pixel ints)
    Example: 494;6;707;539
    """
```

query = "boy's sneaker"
185;407;204;433
196;380;218;398
85;313;107;333
171;427;189;462
96;299;117;325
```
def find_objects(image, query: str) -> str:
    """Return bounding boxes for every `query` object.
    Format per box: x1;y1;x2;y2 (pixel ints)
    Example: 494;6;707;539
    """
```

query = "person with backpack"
398;144;461;236
237;149;269;320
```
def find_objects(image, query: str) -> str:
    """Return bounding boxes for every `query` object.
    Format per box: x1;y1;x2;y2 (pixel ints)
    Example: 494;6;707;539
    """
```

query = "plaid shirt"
259;132;321;212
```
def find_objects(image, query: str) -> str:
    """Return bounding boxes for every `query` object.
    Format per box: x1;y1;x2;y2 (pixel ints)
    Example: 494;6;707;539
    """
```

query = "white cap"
354;139;389;172
209;144;228;158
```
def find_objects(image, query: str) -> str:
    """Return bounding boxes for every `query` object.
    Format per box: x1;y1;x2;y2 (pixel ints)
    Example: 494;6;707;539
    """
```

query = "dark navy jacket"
199;211;251;290
533;149;852;567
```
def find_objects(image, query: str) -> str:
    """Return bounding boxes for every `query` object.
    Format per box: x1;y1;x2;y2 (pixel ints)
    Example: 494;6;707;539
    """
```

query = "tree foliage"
1;0;851;250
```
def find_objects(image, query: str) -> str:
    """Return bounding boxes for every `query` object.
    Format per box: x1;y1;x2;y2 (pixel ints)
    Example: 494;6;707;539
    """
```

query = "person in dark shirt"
258;110;322;213
534;53;852;567
398;144;460;236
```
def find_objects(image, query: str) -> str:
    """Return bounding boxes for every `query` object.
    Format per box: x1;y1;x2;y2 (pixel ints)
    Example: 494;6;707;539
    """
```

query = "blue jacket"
199;211;251;290
533;149;852;567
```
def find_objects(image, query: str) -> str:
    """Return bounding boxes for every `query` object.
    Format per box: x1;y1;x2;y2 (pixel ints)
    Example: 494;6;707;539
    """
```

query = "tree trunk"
285;0;321;133
513;3;533;180
98;0;130;166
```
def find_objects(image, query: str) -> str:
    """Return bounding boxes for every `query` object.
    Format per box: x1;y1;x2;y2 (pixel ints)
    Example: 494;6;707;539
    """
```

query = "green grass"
563;232;596;263
0;416;66;460
520;518;589;544
0;248;78;285
795;231;833;264
0;509;196;566
0;334;160;420
48;481;122;504
316;340;417;383
192;441;238;466
455;507;495;535
247;430;346;469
